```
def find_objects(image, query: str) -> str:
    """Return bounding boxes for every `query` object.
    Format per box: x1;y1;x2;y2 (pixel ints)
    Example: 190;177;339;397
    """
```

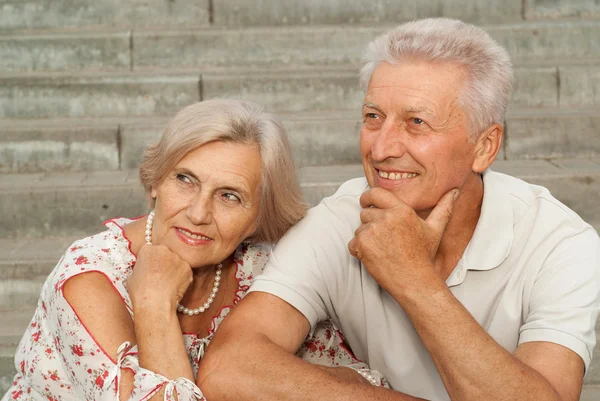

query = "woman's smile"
174;227;213;246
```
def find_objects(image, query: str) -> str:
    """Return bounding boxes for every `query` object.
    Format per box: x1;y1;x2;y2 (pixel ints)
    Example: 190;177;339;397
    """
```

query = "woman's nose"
186;193;212;225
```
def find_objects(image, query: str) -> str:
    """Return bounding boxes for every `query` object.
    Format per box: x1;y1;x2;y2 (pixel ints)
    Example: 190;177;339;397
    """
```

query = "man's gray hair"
359;18;513;140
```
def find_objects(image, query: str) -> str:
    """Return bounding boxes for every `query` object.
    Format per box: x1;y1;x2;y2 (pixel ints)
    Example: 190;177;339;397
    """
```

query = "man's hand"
347;187;459;294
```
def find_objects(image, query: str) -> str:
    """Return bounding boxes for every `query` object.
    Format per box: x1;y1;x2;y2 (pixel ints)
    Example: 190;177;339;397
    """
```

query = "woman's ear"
472;124;503;173
151;187;157;199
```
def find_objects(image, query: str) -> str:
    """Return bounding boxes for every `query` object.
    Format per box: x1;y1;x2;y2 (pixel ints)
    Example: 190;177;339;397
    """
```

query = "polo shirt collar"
460;169;513;272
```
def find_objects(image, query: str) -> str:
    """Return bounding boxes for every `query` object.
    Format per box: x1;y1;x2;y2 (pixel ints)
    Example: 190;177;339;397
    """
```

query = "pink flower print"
95;370;109;387
11;390;22;399
75;256;88;265
48;370;60;381
71;345;84;357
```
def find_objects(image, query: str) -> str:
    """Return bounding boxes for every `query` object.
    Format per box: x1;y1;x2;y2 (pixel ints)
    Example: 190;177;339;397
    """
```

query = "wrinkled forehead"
365;61;468;117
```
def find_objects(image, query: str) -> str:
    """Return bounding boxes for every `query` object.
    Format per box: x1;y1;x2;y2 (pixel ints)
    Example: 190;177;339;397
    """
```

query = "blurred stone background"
0;0;599;398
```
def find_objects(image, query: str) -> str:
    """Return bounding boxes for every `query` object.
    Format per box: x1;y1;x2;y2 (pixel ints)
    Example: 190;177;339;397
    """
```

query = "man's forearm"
392;276;563;401
198;332;425;401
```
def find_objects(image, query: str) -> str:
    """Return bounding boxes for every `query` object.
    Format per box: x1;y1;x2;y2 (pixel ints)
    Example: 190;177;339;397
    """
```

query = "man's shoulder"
487;170;594;235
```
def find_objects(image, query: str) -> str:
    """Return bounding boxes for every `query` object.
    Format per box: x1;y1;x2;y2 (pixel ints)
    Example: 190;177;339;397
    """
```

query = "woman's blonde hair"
360;18;513;140
139;99;307;243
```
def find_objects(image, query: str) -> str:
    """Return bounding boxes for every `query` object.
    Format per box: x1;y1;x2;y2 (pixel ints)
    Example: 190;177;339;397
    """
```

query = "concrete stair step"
1;159;599;239
525;0;600;20
0;0;210;32
2;0;597;33
2;108;600;174
2;21;600;73
212;0;525;26
1;64;599;119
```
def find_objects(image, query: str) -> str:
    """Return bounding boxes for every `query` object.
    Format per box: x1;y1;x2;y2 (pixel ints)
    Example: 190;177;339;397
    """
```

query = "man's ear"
472;123;503;173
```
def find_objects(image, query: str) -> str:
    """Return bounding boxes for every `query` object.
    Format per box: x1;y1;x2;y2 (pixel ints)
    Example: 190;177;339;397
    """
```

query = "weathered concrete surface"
213;0;522;26
510;67;558;109
0;0;209;31
488;21;600;66
581;386;600;401
525;0;600;19
0;170;148;238
560;66;600;108
505;113;600;159
202;69;364;113
0;73;200;119
133;26;377;70
0;122;119;173
0;32;130;73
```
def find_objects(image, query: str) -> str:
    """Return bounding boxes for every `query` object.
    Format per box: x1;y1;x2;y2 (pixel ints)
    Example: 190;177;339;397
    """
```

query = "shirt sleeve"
519;227;600;372
248;201;357;334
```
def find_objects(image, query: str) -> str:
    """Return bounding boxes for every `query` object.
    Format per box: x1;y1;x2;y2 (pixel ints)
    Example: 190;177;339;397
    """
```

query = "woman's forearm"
134;303;194;381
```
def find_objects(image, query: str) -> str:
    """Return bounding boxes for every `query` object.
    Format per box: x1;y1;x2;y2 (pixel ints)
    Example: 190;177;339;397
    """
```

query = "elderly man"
198;18;600;401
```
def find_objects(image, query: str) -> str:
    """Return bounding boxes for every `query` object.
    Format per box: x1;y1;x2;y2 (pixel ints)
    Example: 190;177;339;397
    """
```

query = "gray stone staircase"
1;0;599;399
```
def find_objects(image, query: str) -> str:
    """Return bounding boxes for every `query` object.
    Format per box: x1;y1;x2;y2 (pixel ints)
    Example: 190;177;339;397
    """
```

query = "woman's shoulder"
235;243;273;278
49;217;140;292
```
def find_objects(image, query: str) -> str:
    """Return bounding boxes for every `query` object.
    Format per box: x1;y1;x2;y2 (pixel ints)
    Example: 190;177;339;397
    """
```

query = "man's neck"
434;173;484;281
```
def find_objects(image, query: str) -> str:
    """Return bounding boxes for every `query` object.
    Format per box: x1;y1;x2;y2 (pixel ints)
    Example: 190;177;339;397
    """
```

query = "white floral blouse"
3;217;387;401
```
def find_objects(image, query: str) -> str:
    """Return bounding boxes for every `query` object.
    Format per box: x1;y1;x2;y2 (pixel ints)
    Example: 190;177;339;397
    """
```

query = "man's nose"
370;120;407;162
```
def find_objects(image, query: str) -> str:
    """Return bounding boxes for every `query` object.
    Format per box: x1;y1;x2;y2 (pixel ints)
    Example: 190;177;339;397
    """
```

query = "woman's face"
150;141;262;268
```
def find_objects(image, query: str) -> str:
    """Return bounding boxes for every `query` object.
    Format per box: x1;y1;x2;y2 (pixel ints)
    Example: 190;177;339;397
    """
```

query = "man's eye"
413;118;424;125
365;113;379;119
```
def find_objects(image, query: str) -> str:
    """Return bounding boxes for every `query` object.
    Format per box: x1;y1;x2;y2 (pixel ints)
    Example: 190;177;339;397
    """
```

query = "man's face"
360;61;479;215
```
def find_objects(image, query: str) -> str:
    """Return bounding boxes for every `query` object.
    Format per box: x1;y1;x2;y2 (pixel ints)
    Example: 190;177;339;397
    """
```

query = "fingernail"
453;189;460;200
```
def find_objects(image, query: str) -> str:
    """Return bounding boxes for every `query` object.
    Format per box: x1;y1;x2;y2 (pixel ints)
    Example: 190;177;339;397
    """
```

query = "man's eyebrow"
402;106;435;116
362;101;383;112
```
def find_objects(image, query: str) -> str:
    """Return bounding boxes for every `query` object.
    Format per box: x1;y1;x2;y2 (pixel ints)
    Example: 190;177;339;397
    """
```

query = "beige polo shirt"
250;170;600;400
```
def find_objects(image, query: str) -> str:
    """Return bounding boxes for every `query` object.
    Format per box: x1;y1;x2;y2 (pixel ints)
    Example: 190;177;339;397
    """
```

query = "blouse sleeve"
296;319;390;388
28;254;206;401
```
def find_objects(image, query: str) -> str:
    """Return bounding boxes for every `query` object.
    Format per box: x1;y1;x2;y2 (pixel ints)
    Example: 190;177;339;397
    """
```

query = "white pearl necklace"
145;210;223;316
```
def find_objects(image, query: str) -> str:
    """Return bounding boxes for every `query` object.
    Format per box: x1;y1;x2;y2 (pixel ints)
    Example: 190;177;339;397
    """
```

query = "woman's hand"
127;244;193;313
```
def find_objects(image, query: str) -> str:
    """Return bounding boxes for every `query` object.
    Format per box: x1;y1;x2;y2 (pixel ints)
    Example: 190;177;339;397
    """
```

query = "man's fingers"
360;187;404;209
359;207;383;224
426;188;459;237
348;237;360;259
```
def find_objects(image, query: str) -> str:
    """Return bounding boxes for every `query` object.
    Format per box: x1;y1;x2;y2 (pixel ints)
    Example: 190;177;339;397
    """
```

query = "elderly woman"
3;100;386;401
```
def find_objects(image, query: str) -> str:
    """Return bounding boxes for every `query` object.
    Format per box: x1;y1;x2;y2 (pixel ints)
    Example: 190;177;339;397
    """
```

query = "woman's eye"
176;174;192;183
222;193;240;202
412;118;424;125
